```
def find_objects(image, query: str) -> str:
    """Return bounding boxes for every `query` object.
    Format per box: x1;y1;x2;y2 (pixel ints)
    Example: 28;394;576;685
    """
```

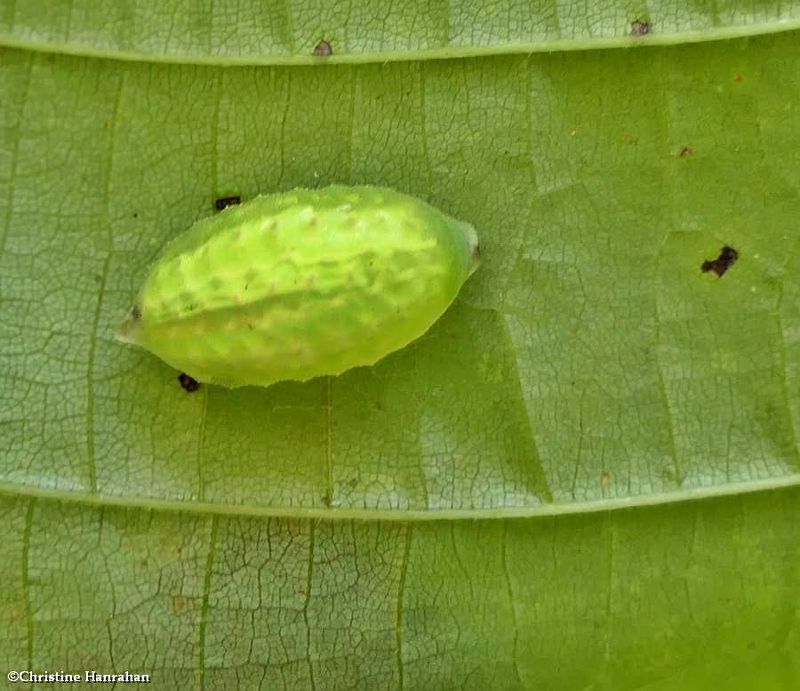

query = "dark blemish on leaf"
313;40;333;57
600;471;611;487
133;212;138;219
178;373;200;393
172;596;188;614
630;19;651;36
701;246;738;277
247;322;254;330
321;491;332;507
734;73;744;83
215;196;241;211
679;146;693;157
131;304;142;321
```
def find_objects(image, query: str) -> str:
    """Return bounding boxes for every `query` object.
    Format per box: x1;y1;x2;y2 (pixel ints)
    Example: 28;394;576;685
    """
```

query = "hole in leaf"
178;373;201;393
701;246;738;277
215;196;241;211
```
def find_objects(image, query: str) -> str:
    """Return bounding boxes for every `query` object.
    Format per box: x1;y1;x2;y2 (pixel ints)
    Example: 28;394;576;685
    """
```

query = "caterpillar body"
116;185;480;388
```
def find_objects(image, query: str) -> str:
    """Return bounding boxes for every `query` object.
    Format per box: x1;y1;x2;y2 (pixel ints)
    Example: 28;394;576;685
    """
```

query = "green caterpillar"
116;185;480;388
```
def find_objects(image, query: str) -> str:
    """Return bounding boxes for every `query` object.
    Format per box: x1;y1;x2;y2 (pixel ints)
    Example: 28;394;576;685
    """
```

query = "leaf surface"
1;4;798;688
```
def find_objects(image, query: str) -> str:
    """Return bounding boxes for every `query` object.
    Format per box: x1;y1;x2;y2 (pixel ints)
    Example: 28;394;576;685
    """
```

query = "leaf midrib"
0;475;796;521
2;20;800;67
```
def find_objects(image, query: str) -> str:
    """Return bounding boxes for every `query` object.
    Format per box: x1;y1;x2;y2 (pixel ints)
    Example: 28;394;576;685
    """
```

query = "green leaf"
1;491;797;688
1;3;798;688
3;0;800;62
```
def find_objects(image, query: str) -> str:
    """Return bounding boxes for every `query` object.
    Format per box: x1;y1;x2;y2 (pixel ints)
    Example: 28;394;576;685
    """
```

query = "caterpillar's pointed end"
457;221;481;276
469;240;481;276
114;305;143;346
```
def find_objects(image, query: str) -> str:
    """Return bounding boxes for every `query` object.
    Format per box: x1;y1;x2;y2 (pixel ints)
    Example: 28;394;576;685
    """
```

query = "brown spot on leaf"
679;145;693;157
313;40;333;57
630;19;651;36
600;471;611;487
178;373;200;393
734;73;744;83
701;246;738;277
